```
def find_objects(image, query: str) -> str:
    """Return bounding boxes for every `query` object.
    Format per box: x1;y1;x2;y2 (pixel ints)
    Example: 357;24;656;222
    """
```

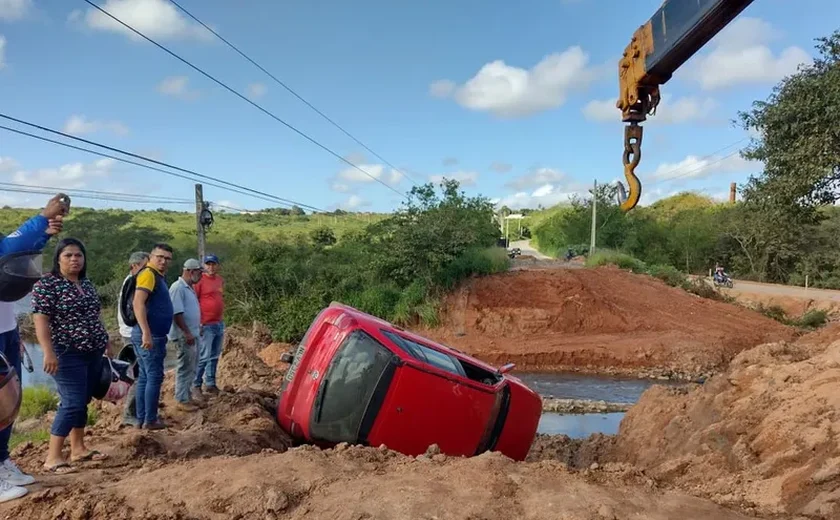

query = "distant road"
510;240;552;260
691;275;840;302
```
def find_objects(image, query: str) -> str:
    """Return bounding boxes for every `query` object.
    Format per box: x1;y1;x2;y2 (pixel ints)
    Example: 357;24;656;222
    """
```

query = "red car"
276;303;542;461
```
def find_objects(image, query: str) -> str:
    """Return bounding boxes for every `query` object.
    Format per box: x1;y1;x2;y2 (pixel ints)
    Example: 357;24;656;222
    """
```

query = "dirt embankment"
422;266;795;379
538;324;839;519
2;324;764;520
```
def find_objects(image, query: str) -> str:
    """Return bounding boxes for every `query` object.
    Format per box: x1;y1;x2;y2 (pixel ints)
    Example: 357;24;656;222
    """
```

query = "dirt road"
510;239;553;260
693;275;840;316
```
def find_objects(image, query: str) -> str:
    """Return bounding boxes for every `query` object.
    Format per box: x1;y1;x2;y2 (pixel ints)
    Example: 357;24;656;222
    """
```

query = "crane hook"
617;123;643;212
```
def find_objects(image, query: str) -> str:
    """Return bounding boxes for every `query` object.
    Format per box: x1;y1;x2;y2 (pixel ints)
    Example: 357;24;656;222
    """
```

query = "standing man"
193;254;224;398
169;259;203;412
117;251;148;428
132;243;174;430
0;194;66;503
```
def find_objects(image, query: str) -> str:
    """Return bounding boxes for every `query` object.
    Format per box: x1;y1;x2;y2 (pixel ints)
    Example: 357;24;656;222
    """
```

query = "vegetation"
10;385;99;450
5;179;505;343
528;30;840;290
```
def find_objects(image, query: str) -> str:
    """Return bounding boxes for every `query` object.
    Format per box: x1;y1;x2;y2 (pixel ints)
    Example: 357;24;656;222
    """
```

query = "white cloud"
430;47;598;117
156;76;200;100
336;163;403;186
684;17;811;90
340;195;370;210
330;182;351;193
246;83;267;99
506;168;569;190
583;94;718;124
0;35;6;69
63;115;130;137
74;0;210;42
490;162;512;173
429;171;479;187
8;158;116;189
650;153;757;182
0;157;18;173
496;183;583;210
0;0;31;21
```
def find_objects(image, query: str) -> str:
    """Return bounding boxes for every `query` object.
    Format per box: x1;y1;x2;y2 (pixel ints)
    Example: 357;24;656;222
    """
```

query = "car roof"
327;302;500;373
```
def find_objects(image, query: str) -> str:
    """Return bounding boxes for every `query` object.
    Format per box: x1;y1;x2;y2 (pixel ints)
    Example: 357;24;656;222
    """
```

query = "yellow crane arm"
616;0;756;211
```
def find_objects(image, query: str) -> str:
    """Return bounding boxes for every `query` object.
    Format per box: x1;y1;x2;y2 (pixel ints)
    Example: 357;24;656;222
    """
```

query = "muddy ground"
422;266;795;379
4;270;838;519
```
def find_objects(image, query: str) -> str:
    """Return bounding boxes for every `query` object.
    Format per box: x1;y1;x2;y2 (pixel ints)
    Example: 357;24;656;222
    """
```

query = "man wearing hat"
169;259;204;411
193;254;225;397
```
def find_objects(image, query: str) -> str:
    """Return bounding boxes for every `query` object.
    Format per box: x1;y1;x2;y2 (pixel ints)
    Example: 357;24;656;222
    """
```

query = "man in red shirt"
192;254;225;398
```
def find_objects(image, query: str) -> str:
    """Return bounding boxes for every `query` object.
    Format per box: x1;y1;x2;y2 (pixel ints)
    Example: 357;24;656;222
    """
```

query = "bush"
794;309;829;329
646;264;687;287
586;250;647;272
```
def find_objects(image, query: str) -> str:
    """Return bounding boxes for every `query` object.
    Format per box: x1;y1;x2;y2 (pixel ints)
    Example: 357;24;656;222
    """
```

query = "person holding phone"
0;194;67;503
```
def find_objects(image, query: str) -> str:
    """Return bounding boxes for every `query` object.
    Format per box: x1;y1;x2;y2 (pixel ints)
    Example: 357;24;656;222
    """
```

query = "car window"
382;330;466;378
310;330;394;443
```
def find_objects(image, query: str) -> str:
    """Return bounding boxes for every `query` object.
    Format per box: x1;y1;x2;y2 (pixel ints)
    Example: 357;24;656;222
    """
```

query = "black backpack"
119;267;149;327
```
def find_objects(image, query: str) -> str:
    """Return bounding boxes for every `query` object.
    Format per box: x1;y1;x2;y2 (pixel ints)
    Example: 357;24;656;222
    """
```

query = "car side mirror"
498;363;516;374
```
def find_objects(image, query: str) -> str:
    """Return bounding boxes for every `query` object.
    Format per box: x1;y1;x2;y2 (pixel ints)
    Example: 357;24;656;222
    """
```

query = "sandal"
71;450;109;463
42;462;77;474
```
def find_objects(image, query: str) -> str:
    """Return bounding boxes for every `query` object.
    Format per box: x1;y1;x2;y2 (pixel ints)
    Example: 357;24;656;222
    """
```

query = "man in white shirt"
117;251;148;428
168;259;203;412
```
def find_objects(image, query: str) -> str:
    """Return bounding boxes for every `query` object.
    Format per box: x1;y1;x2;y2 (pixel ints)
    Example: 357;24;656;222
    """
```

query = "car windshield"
310;329;394;443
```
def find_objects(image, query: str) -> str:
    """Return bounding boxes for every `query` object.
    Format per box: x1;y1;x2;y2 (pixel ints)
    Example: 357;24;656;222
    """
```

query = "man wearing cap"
117;252;149;427
0;194;66;503
193;254;224;397
169;259;203;411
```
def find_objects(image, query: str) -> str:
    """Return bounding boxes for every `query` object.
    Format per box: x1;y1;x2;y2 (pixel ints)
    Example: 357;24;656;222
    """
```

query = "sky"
0;0;838;214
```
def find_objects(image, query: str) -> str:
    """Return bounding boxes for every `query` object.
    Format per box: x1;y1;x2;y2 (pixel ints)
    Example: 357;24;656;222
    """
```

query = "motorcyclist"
713;265;729;283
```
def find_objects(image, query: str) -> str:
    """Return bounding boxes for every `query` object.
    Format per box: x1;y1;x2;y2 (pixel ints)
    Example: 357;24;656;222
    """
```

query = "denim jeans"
0;327;21;460
132;330;167;425
50;348;103;438
174;337;197;403
120;336;138;425
194;322;224;389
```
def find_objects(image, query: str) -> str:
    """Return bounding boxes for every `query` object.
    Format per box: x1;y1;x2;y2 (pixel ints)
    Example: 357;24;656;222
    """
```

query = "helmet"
0;351;22;430
116;344;139;380
0;250;43;302
92;356;135;404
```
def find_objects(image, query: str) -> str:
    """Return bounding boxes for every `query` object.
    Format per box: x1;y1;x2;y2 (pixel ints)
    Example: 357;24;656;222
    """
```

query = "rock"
596;504;616;519
590;462;600;471
432;454;448;463
264;489;289;513
425;444;441;456
335;442;349;452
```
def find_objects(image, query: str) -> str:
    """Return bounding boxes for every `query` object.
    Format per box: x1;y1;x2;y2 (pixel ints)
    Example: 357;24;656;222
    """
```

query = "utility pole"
589;179;597;253
195;184;206;261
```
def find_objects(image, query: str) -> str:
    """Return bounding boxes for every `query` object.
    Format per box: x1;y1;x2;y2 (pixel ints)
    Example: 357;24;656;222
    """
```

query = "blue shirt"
0;214;50;334
168;277;200;341
133;266;174;337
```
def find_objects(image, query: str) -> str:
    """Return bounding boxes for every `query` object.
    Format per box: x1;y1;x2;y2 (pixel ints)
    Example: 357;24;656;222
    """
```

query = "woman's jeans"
0;327;21;460
131;329;167;425
194;322;224;389
51;347;103;438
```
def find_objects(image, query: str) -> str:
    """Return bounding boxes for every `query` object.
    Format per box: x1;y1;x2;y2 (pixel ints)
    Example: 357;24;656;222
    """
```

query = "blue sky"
0;0;838;214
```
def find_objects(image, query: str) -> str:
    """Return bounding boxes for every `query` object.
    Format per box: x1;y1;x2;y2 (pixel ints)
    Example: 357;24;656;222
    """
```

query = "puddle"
21;341;179;390
538;412;625;437
520;372;682;438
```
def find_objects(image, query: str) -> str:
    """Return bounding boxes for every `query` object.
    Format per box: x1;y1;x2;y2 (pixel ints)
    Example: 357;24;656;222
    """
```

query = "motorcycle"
507;247;521;259
713;273;734;288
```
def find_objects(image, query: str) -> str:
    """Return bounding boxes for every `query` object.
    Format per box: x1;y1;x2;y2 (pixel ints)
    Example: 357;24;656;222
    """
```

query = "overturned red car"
276;303;542;461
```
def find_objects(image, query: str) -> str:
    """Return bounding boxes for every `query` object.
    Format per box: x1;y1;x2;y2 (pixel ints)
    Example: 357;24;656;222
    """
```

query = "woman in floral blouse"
31;238;110;474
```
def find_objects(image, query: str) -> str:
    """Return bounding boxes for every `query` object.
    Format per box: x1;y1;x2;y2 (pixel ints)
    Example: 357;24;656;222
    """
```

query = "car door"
365;332;498;457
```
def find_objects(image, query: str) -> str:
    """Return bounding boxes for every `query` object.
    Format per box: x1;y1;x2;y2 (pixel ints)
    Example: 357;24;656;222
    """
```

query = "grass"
754;304;829;329
10;385;100;450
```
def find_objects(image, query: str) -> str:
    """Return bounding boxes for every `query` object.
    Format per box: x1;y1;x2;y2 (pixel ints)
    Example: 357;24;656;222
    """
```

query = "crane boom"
615;0;756;212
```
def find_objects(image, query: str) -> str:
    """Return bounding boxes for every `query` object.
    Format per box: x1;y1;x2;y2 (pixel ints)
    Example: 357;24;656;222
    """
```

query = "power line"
646;138;751;187
0;186;194;205
0;181;193;204
82;0;407;199
0;115;327;213
165;0;419;185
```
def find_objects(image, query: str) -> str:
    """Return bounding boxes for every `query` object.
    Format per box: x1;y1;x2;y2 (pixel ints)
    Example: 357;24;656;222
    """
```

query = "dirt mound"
216;323;290;392
422;267;794;378
6;445;757;520
612;325;840;518
526;433;617;468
